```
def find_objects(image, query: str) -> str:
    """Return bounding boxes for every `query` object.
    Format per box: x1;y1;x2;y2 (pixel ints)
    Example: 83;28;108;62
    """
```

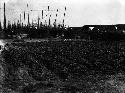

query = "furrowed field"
1;39;125;93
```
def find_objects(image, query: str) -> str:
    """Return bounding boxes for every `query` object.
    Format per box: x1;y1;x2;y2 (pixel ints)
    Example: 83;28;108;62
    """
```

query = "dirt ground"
1;39;125;93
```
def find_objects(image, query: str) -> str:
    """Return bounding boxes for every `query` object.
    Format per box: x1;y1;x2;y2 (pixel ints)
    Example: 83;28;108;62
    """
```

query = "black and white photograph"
1;0;125;93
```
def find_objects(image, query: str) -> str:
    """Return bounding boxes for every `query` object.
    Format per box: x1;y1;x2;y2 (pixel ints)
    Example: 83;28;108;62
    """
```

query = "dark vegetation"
76;25;125;41
2;23;125;41
1;40;125;92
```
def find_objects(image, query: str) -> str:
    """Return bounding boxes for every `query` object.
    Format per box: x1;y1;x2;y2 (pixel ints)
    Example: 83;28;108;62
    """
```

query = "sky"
0;0;125;27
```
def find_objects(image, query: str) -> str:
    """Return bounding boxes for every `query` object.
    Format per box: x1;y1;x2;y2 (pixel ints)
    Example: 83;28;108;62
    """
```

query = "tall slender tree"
0;21;2;30
4;2;6;30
